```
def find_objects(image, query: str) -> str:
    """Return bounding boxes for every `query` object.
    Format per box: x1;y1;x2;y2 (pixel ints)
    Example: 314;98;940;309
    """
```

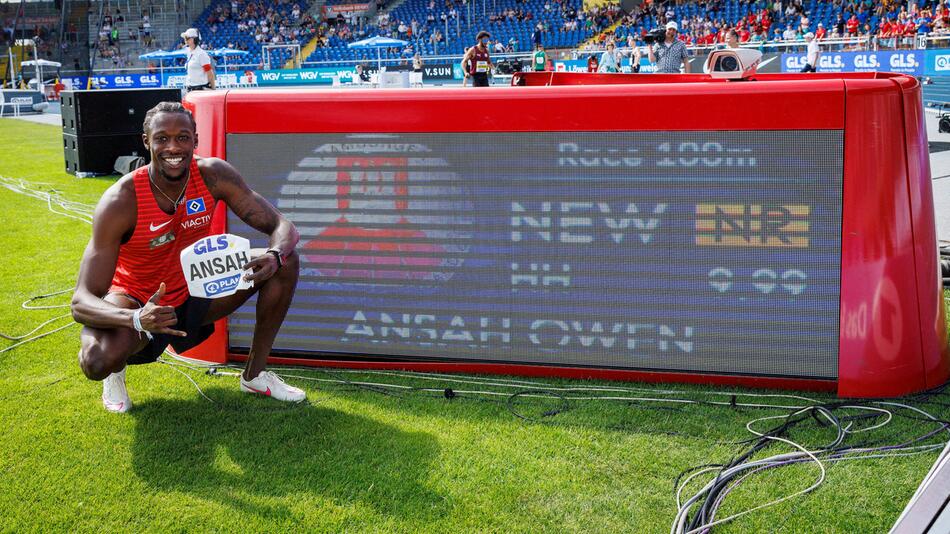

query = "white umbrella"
348;35;409;71
210;48;250;71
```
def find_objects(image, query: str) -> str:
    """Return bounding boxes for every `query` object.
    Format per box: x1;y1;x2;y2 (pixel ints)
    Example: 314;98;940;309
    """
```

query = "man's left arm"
200;158;299;282
681;43;691;73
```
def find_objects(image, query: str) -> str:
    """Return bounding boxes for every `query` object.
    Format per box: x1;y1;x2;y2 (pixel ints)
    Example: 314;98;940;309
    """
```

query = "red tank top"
110;159;216;307
469;46;490;75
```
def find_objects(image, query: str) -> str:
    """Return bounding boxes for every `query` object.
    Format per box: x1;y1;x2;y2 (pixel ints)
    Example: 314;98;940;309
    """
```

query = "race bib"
180;234;255;298
475;60;490;73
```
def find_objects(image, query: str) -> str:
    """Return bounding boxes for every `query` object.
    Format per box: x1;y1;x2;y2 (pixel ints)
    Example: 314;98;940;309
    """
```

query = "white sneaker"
240;370;306;403
102;367;132;413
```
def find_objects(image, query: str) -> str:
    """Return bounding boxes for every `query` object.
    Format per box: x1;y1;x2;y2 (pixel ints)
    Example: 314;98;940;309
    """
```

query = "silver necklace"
148;166;189;209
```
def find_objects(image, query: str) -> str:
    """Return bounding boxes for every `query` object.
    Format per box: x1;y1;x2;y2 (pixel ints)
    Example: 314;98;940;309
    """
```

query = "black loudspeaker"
64;133;149;175
61;88;180;175
60;88;182;135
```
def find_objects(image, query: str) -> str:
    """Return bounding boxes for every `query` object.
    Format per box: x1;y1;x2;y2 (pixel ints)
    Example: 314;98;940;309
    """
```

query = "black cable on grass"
0;376;70;401
684;406;846;532
505;389;571;422
161;361;950;532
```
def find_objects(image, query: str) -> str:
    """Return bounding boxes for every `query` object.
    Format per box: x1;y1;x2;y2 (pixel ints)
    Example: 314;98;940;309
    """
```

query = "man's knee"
79;342;125;381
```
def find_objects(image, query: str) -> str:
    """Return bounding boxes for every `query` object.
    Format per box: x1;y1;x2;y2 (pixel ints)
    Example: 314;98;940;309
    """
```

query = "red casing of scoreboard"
181;71;949;398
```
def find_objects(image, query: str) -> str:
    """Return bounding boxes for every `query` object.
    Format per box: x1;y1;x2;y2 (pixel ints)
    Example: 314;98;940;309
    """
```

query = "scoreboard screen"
227;131;843;378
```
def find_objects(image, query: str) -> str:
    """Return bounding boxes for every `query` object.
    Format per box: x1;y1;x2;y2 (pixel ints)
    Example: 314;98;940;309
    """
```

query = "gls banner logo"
890;52;919;69
782;51;923;74
853;53;879;69
784;54;844;71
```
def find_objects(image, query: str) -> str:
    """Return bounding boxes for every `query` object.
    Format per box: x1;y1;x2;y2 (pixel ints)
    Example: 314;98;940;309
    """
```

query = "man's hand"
139;283;186;336
242;252;279;284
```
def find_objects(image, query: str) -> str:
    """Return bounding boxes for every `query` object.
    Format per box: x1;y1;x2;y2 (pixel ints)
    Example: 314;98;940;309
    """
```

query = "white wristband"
132;308;153;340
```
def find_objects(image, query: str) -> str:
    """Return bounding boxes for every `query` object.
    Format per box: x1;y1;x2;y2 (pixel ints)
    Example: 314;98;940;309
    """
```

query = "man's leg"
202;251;299;380
79;293;150;381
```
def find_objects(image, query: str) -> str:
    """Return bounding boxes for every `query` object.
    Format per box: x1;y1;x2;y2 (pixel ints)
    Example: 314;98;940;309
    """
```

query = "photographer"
647;22;691;74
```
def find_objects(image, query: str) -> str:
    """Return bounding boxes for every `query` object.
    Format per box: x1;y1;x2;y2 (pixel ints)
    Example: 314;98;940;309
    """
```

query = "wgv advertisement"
251;67;358;86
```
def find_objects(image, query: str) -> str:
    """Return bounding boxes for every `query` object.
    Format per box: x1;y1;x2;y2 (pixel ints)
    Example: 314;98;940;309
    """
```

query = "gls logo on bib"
180;234;255;298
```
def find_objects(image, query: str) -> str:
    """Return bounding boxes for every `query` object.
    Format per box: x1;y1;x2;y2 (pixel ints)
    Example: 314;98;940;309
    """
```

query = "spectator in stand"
815;23;827;40
783;25;799;41
880;18;895;49
725;28;740;49
737;25;751;43
834;13;845;36
847;13;859;36
532;22;544;48
903;16;918;49
142;13;152;47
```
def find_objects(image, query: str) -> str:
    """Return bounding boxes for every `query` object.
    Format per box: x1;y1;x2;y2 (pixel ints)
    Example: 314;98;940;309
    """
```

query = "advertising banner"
162;72;240;88
553;58;659;73
323;3;370;17
781;50;923;75
250;67;358;86
924;48;950;76
62;73;163;89
385;63;456;80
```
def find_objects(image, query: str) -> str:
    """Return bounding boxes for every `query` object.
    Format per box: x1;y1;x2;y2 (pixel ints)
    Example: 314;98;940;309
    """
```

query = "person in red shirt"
738;26;751;42
72;102;306;411
815;23;827;40
847;14;859;36
903;19;917;48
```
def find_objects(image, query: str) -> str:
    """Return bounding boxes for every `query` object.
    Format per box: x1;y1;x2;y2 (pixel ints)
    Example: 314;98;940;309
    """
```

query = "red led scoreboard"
182;71;949;398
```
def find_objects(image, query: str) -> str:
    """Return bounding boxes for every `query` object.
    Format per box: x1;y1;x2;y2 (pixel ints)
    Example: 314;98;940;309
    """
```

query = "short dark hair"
143;101;196;136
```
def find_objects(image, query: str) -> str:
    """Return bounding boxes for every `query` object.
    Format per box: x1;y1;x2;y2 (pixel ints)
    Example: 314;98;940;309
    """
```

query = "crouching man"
71;101;305;412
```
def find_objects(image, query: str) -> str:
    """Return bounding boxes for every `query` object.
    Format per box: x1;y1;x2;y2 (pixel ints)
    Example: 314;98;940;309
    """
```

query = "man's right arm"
71;180;137;329
71;180;186;335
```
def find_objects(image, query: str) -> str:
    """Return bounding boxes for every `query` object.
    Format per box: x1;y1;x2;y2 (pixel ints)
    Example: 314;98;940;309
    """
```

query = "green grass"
0;117;948;532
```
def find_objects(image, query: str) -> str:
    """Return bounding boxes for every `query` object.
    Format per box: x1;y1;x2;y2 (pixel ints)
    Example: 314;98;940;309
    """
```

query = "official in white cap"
181;28;216;91
648;21;691;74
801;31;820;73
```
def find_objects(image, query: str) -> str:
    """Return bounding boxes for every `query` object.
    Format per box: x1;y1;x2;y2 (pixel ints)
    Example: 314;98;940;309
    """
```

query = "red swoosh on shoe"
245;385;271;396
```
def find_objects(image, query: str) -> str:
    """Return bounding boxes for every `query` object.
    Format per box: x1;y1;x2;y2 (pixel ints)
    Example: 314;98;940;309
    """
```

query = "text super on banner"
227;132;843;378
